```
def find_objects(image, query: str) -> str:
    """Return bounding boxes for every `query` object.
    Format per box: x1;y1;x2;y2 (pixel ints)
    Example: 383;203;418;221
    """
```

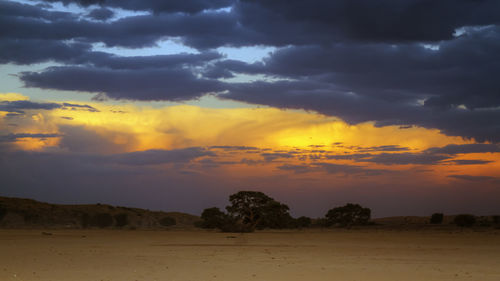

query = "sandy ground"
1;229;500;281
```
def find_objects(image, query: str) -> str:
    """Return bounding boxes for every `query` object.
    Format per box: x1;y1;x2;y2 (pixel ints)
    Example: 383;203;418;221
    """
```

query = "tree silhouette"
454;214;476;227
325;203;371;227
200;207;228;229
430;213;444;224
225;191;293;232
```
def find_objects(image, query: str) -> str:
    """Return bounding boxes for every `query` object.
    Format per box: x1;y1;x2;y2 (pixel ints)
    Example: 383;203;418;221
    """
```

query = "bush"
80;213;90;228
454;214;476;227
325;203;371;227
430;213;444;224
23;213;40;224
200;207;228;229
90;213;114;228
0;205;7;222
159;216;176;227
295;216;312;228
493;215;500;224
114;213;128;227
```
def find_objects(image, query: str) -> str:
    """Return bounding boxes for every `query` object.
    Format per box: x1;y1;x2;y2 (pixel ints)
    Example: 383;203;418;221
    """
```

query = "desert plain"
1;228;500;281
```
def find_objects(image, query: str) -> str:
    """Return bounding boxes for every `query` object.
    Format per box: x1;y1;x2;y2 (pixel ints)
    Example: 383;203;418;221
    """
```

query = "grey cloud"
278;162;384;176
261;152;296;162
20;66;224;101
0;133;62;143
0;100;98;114
356;145;411;152
87;7;114;21
357;153;451;165
0;0;73;21
0;39;92;65
448;174;497;181
2;0;500;142
37;0;233;14
239;0;500;43
424;143;500;155
110;147;214;166
449;160;493;165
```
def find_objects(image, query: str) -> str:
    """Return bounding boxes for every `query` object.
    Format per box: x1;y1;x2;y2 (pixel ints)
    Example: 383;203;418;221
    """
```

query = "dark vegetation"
0;196;198;229
159;216;176;227
114;213;129;227
430;213;444;224
200;191;371;232
0;204;7;222
90;213;114;228
454;214;476;227
1;195;498;231
200;191;314;232
325;203;371;227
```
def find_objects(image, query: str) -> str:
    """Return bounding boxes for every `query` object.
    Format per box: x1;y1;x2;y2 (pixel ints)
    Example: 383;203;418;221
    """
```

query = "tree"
226;191;291;232
430;213;444;224
454;214;476;227
295;216;312;228
200;207;228;229
257;200;292;229
325;203;371;227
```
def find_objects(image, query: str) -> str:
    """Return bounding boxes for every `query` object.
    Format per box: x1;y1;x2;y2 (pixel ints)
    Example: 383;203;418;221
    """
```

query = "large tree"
226;191;291;231
325;203;371;227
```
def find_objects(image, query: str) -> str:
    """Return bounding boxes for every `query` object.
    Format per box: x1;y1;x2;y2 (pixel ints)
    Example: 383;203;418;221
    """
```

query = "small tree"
200;207;228;229
430;213;444;224
454;214;476;227
325;203;371;227
295;216;312;228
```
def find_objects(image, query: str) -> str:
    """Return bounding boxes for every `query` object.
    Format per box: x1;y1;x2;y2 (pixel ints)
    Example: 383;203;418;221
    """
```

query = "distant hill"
0;196;200;229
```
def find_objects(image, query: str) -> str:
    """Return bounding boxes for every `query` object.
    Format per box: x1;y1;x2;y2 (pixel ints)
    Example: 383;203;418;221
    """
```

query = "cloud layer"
2;0;500;142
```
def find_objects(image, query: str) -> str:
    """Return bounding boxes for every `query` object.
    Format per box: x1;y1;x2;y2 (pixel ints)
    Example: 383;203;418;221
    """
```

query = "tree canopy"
325;203;371;227
226;191;291;231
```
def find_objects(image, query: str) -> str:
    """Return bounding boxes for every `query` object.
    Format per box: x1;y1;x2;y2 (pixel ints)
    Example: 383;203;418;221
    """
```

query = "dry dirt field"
1;229;500;281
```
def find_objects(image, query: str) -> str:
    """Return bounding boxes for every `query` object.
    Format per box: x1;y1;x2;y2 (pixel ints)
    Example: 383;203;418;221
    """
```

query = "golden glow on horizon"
1;93;499;182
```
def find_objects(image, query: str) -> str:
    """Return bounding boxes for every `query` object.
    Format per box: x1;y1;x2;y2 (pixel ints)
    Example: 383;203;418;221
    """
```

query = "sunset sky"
1;0;499;217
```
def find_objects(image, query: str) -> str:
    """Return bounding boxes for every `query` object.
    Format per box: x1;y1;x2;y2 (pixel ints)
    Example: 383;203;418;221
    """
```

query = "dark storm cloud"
0;100;98;114
36;0;233;14
239;0;500;43
0;39;92;65
3;0;500;142
86;7;114;21
322;143;499;166
424;143;500;155
20;65;224;101
0;0;73;21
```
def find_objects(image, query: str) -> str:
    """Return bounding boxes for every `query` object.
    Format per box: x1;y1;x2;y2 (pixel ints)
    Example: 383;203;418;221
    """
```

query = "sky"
1;0;500;218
